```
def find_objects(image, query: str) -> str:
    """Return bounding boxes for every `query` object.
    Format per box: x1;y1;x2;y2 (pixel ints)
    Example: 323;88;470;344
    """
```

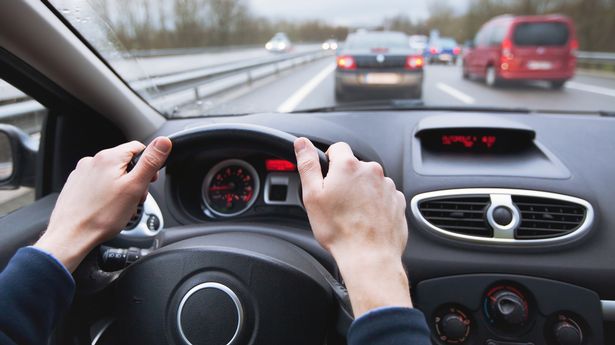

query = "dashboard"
119;110;615;345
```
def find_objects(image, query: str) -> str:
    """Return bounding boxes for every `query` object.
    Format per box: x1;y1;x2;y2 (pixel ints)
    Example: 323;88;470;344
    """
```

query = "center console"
415;274;603;345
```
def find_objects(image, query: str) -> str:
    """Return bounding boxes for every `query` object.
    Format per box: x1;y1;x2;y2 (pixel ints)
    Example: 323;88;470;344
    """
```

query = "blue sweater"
0;247;431;344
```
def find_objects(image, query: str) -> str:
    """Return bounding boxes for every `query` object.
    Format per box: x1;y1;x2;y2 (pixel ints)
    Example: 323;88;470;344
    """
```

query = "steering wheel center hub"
177;282;243;345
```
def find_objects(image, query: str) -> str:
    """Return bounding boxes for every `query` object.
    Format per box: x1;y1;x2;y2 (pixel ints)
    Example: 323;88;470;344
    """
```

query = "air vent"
125;203;144;230
411;189;594;246
418;196;491;237
514;196;586;239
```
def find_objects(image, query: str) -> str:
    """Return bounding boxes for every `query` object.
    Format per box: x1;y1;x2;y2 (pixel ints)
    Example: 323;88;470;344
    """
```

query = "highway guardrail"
0;47;331;131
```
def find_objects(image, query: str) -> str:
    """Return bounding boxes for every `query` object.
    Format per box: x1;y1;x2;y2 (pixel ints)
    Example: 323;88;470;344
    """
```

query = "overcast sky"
249;0;470;27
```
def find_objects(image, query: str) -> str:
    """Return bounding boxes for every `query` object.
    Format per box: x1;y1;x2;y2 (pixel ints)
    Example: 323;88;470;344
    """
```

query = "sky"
249;0;470;27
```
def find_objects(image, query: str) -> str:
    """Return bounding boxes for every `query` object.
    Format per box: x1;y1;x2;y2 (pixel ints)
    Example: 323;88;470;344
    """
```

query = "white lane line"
436;82;476;104
566;81;615;98
277;63;336;113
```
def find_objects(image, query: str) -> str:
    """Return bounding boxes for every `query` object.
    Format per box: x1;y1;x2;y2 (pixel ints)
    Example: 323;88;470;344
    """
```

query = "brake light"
453;47;461;55
337;55;356;70
570;38;579;52
406;56;424;69
501;38;513;60
371;47;389;53
430;47;439;54
265;159;296;172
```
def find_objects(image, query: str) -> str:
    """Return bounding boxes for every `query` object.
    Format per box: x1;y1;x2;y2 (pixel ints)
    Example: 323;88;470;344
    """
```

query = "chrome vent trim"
410;189;594;246
119;193;164;240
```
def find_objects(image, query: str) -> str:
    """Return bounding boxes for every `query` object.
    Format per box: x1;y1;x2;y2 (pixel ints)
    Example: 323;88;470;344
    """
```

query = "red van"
462;15;578;89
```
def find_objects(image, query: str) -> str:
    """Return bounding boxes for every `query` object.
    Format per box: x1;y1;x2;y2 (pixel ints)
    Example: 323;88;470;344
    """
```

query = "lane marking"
277;63;336;112
436;82;476;104
566;81;615;98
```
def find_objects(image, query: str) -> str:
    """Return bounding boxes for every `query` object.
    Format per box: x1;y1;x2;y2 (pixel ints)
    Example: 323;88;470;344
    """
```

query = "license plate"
364;73;401;84
527;61;553;70
439;54;452;61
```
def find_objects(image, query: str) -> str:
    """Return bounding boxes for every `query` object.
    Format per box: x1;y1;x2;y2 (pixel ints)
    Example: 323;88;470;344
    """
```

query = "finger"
326;142;358;171
151;171;160;183
99;141;146;167
140;190;148;204
130;137;172;184
365;161;385;178
294;137;324;199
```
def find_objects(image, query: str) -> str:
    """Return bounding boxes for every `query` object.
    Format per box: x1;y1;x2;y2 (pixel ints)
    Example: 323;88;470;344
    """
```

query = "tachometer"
202;159;260;217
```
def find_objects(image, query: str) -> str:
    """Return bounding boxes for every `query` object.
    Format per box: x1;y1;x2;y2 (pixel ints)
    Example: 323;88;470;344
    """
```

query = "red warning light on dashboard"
441;135;497;149
266;159;296;171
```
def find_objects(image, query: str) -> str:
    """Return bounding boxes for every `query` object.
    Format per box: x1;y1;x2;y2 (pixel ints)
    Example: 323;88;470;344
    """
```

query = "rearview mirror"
464;40;475;49
0;124;38;190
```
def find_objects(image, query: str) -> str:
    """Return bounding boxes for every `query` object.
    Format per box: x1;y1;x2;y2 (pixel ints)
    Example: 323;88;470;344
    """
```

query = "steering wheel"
91;124;352;345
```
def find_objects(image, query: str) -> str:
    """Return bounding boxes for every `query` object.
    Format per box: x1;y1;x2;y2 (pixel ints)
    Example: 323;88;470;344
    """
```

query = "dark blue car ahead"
425;37;461;64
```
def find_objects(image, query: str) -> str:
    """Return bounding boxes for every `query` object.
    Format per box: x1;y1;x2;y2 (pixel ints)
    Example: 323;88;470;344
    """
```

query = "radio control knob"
435;308;471;344
553;320;583;345
486;288;529;329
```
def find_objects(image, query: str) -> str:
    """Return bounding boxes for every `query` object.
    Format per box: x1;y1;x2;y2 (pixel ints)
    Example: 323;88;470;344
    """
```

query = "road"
113;44;321;81
2;51;615;214
201;57;615;114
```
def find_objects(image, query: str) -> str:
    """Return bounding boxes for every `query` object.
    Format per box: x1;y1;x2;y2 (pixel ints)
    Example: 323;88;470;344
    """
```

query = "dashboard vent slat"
125;204;144;230
412;189;593;245
513;196;586;239
418;196;492;238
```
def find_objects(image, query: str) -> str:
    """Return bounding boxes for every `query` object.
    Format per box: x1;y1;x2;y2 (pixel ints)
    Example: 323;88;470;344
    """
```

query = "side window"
0;78;47;216
475;25;491;47
490;24;508;46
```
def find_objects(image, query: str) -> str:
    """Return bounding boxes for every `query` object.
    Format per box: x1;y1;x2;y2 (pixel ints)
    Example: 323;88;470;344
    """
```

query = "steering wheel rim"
166;123;329;175
80;124;351;345
101;232;350;345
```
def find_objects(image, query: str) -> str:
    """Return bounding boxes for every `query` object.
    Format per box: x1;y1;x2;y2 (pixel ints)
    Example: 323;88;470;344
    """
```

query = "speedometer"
202;159;260;217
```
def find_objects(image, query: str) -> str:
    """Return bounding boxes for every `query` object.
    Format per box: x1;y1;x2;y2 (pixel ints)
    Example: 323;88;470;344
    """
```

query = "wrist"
333;249;413;317
34;224;98;272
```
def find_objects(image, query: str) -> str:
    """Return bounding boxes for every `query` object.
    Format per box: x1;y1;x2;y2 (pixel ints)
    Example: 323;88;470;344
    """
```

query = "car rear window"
437;38;457;48
346;34;409;49
513;22;569;46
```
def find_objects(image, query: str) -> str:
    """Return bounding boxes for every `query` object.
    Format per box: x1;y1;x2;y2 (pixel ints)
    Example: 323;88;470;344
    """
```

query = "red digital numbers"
441;135;497;149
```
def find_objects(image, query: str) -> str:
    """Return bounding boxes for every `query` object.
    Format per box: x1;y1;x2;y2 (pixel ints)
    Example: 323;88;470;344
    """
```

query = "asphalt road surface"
199;57;615;115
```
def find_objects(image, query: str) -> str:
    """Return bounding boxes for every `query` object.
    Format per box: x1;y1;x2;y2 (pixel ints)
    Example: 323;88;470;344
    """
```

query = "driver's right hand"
294;137;413;317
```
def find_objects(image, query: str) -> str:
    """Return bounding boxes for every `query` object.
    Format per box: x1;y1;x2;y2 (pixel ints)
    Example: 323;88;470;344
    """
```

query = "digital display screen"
441;134;497;149
420;129;533;153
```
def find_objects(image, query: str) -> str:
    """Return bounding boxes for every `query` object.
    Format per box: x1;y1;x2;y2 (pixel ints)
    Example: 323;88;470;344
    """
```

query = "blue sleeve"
348;307;432;345
0;247;76;345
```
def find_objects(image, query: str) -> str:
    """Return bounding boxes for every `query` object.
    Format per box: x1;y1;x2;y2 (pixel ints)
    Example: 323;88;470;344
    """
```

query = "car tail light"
337;55;356;70
371;47;389;53
406;56;424;69
430;47;439;54
453;47;461;55
501;38;514;60
570;38;579;53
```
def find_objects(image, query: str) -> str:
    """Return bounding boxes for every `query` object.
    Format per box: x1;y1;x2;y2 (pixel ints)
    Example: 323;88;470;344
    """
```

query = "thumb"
294;137;323;200
130;137;172;184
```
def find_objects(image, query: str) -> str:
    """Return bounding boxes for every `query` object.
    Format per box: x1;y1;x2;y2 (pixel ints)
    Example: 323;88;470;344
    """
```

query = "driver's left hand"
34;137;172;272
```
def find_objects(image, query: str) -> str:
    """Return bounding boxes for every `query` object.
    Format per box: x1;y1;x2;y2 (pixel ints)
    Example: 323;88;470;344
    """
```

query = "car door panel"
0;193;58;270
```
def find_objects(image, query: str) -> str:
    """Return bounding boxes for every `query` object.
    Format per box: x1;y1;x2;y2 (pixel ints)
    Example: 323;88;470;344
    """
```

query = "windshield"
48;0;615;116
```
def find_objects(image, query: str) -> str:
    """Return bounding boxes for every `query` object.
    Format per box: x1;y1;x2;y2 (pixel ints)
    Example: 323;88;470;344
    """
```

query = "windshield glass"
48;0;615;116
